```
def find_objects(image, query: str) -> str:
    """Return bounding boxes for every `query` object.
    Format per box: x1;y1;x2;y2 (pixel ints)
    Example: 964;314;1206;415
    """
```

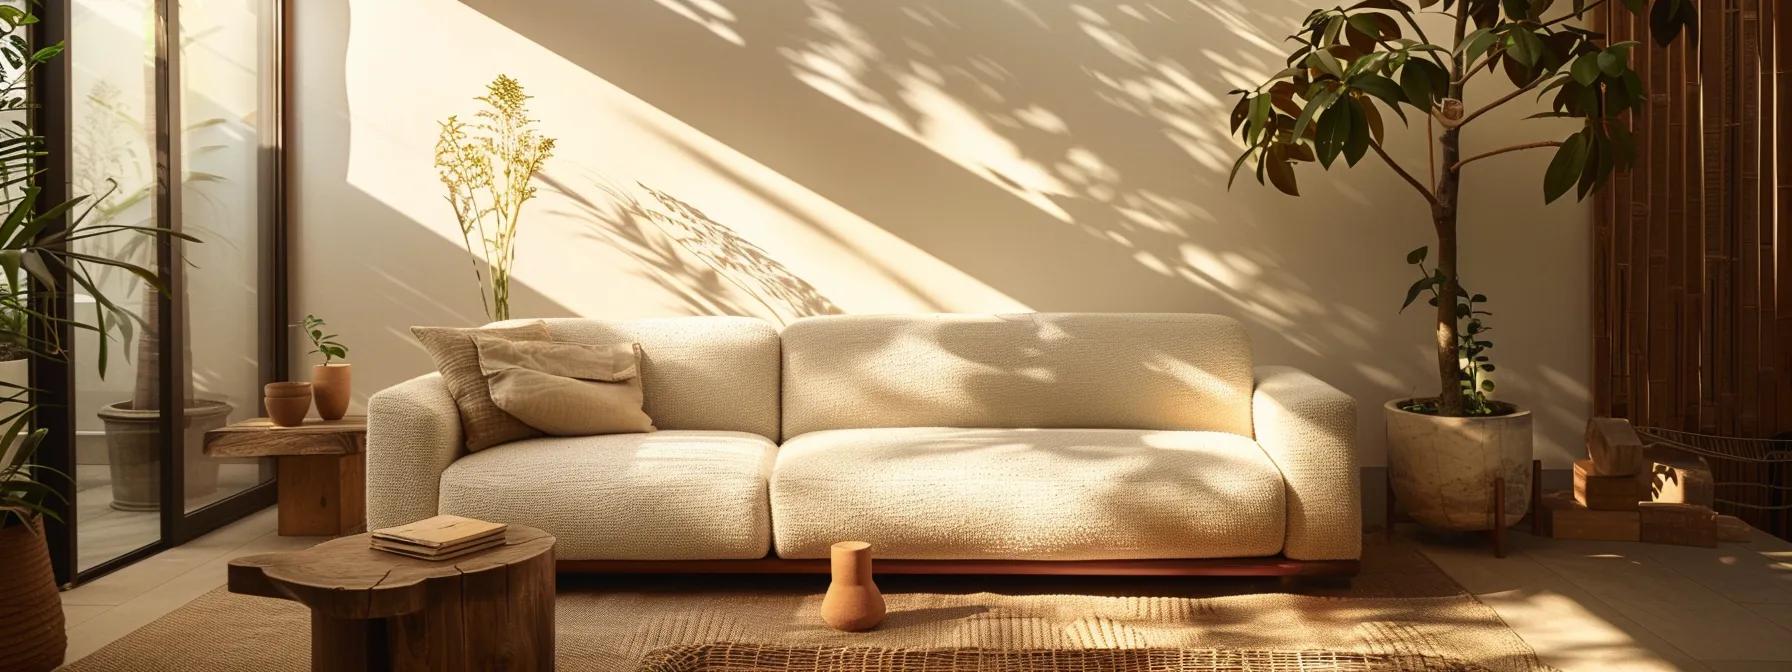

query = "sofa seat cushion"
770;428;1286;561
438;430;775;561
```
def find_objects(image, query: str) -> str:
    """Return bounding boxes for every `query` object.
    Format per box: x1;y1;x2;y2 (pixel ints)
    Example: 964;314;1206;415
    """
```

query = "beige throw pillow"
411;322;550;452
472;336;656;436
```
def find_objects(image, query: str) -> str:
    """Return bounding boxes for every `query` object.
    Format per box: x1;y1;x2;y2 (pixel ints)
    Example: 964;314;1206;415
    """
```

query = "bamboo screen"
1594;0;1791;535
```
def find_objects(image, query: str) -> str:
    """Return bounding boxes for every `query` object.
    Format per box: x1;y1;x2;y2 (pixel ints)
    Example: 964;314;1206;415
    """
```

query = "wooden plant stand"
204;416;368;536
1387;459;1543;557
228;525;556;672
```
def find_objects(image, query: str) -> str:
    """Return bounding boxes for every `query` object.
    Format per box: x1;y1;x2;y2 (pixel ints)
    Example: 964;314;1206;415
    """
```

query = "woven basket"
0;514;65;672
638;643;1493;672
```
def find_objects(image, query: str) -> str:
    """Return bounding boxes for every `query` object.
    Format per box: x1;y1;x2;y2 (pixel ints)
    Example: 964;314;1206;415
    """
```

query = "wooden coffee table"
228;525;555;671
203;416;367;536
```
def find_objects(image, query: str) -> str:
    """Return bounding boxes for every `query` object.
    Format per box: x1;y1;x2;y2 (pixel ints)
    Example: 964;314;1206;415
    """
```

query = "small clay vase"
264;382;312;427
312;363;351;421
820;541;885;632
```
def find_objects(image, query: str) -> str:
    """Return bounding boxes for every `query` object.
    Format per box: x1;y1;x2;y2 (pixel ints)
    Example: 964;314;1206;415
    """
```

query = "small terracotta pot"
312;363;351;421
820;541;885;632
265;382;312;427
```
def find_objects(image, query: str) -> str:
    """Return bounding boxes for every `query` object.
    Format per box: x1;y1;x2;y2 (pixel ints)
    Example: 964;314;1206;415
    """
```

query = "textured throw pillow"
472;336;656;436
411;322;550;452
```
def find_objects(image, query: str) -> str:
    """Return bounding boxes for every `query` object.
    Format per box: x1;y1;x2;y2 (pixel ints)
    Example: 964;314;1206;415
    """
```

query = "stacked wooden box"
1540;418;1749;546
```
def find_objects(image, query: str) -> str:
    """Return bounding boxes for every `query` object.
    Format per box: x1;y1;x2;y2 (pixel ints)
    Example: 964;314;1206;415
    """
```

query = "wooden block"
1586;417;1646;475
1573;458;1644;511
1641;447;1715;508
1715;515;1752;543
276;453;365;537
1540;490;1640;541
1638;502;1717;547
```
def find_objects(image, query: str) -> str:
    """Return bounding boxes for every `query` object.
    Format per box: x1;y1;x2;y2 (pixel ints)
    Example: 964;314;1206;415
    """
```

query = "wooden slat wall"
1595;0;1791;537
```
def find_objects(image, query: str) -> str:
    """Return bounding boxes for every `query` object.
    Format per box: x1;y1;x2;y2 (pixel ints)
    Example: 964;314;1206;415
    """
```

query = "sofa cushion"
438;430;775;560
490;317;780;440
411;321;550;452
770;427;1286;560
780;313;1255;438
475;336;656;436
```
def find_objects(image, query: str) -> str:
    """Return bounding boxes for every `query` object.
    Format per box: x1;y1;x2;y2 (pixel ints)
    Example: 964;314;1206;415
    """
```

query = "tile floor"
58;510;1792;671
73;462;269;571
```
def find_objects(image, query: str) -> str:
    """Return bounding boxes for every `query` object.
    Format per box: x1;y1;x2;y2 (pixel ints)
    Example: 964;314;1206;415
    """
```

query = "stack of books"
370;515;508;560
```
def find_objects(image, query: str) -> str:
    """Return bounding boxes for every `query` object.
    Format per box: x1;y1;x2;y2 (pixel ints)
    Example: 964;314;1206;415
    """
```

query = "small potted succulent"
301;314;351;420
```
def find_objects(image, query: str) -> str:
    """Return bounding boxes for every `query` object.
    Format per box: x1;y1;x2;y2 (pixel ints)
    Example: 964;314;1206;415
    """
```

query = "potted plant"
82;123;229;510
0;4;191;665
0;412;67;672
301;313;350;420
1225;0;1695;531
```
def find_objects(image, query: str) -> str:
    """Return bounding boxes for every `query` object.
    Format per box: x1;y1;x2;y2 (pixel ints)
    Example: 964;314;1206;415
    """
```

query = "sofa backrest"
780;313;1254;438
515;317;781;440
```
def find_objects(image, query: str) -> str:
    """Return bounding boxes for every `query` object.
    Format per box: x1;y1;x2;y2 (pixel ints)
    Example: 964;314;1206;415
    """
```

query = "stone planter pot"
97;398;233;511
1385;399;1533;532
0;514;65;671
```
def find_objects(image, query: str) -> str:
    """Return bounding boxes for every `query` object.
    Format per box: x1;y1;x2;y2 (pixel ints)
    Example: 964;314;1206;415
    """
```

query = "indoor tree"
1227;0;1695;416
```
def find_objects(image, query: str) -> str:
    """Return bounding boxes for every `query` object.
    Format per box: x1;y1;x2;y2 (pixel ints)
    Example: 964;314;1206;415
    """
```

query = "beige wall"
292;0;1591;467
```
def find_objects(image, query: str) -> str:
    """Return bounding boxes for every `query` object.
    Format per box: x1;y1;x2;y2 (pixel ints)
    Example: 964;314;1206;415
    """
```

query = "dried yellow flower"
433;75;556;321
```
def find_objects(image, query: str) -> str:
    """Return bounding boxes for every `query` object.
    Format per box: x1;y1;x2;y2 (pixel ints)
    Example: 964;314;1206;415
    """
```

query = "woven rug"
637;644;1494;671
65;537;1553;672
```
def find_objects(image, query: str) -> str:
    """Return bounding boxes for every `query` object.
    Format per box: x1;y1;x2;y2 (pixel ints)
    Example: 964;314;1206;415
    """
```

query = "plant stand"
1387;459;1543;557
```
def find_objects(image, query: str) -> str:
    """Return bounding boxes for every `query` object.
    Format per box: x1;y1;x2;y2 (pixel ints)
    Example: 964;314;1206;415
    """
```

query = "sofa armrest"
366;373;464;530
1252;365;1361;560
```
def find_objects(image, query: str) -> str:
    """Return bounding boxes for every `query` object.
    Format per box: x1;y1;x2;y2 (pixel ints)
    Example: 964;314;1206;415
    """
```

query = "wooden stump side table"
228;525;555;672
204;416;367;536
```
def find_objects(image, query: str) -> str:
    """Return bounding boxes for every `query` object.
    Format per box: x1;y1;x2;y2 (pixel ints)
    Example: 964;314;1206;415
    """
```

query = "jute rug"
65;538;1552;672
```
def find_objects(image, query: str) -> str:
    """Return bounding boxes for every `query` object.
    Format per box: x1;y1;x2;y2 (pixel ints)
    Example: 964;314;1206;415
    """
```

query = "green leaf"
1571;53;1600;85
1544;131;1589;203
1342;99;1371;165
1292;87;1339;140
1314;101;1352;167
1596;49;1624;77
1353;74;1406;108
1407;246;1428;264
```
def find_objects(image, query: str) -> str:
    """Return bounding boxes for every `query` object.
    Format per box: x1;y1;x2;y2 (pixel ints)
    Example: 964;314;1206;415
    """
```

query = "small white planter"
1385;399;1533;531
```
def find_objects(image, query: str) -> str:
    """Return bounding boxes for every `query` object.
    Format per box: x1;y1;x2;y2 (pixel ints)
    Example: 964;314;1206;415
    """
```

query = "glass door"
47;0;284;584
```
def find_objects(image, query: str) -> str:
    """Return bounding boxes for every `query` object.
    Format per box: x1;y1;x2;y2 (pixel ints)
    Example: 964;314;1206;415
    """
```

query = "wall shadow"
456;0;1432;459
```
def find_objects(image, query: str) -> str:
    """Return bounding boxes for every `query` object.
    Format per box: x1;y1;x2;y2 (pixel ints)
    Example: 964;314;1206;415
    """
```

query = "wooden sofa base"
558;556;1360;577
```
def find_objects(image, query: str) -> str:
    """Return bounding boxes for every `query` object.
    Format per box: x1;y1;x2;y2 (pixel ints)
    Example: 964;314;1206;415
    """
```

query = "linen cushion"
411;321;549;452
474;336;655;436
770;427;1286;560
780;313;1256;438
489;317;781;440
437;430;776;560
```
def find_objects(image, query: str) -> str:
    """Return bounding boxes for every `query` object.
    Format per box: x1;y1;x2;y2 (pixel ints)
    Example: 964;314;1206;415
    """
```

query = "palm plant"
1226;0;1696;416
0;4;194;525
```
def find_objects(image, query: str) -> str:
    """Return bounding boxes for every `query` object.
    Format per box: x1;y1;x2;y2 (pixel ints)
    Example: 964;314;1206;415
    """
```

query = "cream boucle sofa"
367;313;1361;573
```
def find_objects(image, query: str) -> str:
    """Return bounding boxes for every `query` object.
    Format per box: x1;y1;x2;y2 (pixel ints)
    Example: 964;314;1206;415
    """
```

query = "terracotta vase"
1385;399;1534;531
0;515;66;671
265;382;313;428
312;363;351;421
820;541;885;632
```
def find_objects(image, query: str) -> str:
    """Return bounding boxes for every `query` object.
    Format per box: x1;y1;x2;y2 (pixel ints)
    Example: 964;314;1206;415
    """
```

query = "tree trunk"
131;284;159;411
1433;131;1465;417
